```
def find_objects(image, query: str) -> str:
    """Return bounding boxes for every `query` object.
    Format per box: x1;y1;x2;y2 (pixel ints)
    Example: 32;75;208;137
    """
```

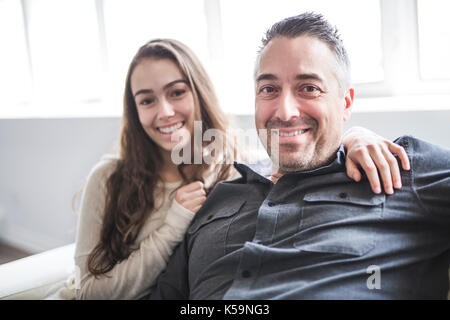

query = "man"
148;13;450;299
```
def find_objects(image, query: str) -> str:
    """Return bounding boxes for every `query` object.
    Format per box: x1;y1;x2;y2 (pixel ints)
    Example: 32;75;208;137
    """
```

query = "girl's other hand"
175;181;207;213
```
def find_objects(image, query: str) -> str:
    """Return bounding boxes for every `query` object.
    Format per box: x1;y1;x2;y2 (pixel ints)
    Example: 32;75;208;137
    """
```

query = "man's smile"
273;128;310;137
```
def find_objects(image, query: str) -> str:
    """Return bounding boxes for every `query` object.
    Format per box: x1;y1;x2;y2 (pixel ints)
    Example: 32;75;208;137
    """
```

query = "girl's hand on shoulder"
175;181;207;213
342;126;410;195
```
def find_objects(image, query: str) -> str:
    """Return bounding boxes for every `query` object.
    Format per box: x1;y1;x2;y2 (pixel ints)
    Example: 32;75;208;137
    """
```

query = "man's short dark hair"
257;12;351;92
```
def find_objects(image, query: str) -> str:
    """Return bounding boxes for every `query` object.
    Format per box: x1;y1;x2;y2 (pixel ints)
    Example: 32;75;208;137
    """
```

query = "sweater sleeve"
74;160;195;300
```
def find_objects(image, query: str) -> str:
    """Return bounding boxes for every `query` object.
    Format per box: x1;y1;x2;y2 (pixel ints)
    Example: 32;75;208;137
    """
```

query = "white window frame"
2;0;450;119
356;0;450;97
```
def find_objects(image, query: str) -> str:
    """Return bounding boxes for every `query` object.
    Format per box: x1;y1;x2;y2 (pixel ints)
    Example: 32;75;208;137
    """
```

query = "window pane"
103;0;209;112
27;0;102;102
0;0;32;106
220;0;383;114
417;0;450;80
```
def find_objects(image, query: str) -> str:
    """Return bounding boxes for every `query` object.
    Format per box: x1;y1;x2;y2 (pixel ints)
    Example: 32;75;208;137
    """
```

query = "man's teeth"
275;129;308;137
158;122;183;133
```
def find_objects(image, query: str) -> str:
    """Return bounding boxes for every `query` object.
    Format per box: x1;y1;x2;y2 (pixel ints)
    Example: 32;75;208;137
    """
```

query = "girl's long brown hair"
87;39;237;276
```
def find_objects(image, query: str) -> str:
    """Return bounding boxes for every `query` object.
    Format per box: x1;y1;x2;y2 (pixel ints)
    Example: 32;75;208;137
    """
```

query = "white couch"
0;244;76;300
0;243;449;300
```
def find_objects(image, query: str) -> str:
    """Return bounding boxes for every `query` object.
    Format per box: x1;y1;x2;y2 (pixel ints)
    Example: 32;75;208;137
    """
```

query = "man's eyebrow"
134;79;187;98
296;73;324;83
256;73;324;83
256;73;278;83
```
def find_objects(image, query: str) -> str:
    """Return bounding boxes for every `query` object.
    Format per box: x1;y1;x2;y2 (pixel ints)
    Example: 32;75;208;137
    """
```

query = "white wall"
1;109;450;253
0;118;121;252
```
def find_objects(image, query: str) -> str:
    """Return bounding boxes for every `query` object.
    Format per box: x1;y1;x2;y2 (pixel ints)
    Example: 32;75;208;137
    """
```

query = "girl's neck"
161;167;182;183
158;149;197;183
160;149;198;183
159;152;181;182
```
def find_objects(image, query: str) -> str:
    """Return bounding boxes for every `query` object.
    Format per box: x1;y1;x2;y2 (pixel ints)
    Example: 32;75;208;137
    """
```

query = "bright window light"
26;0;102;105
417;0;450;80
1;0;449;118
102;0;209;115
0;0;32;106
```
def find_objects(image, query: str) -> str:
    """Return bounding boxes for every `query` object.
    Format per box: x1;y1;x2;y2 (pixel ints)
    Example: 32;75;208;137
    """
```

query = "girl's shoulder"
77;155;120;224
85;154;120;187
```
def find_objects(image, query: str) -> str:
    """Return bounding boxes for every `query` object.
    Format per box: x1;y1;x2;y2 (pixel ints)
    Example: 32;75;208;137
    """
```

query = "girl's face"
131;58;195;157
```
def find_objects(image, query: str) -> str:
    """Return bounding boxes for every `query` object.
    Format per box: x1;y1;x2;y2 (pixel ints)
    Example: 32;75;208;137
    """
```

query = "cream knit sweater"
73;156;200;299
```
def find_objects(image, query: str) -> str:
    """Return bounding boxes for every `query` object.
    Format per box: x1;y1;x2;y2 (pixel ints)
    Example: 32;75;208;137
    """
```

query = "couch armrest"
0;243;75;300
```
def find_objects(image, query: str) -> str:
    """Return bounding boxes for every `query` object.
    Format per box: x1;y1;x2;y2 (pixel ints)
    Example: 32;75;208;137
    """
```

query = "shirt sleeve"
74;160;195;300
399;136;450;224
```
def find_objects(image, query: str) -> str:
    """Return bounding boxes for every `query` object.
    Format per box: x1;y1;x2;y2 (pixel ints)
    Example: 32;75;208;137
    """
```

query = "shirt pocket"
188;199;246;262
188;199;246;235
294;185;385;257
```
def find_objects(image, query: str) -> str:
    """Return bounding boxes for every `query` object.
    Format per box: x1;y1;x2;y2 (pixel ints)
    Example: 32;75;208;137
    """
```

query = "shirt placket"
224;183;284;299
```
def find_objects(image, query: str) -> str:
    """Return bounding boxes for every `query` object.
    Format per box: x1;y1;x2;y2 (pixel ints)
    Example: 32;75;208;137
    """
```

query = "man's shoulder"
186;166;260;234
198;176;249;212
186;159;271;235
232;157;272;182
394;135;450;158
394;135;450;173
187;183;247;235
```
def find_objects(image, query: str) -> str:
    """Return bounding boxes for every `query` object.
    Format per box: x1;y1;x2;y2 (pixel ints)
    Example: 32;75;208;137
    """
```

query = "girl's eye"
139;98;155;106
171;89;186;97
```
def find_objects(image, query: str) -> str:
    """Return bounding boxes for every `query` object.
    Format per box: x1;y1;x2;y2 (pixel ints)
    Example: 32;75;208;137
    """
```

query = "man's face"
254;36;354;173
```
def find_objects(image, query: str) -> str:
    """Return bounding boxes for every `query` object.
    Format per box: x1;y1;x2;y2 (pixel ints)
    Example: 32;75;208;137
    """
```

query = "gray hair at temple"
255;12;352;94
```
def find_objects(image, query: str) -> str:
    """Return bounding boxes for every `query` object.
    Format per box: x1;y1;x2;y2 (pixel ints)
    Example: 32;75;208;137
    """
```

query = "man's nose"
157;98;175;119
274;90;301;122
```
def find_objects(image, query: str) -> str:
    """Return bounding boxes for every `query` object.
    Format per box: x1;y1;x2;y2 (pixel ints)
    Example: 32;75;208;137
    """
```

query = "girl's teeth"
158;122;183;133
276;129;308;137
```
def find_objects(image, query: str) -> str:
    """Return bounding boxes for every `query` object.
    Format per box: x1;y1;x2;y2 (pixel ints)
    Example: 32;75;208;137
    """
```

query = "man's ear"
342;87;354;122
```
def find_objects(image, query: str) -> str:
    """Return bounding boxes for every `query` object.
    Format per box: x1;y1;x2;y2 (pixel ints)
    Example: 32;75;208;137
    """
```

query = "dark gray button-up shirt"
148;136;450;299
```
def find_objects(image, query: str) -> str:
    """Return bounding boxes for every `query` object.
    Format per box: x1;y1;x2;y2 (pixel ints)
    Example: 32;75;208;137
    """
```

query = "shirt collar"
234;144;347;184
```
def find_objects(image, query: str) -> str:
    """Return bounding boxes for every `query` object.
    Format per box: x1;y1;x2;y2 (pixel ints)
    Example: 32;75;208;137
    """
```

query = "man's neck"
270;149;341;183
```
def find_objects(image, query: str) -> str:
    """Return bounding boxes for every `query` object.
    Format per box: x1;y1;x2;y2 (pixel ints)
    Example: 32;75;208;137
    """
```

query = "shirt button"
339;192;348;199
242;270;251;278
267;201;276;207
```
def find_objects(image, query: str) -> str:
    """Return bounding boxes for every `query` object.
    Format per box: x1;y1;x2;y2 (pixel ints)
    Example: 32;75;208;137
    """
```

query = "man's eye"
259;86;277;94
299;85;321;97
304;86;317;92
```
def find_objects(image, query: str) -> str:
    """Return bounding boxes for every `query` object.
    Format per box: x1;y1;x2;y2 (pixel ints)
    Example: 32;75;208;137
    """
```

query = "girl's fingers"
367;145;394;194
181;181;204;193
356;149;382;194
183;195;207;211
381;144;402;189
387;141;410;171
345;157;361;182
